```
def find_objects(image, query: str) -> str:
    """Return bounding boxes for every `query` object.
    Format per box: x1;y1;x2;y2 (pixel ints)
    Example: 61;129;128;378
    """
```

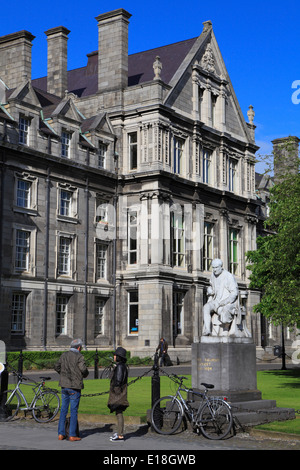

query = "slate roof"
32;37;198;99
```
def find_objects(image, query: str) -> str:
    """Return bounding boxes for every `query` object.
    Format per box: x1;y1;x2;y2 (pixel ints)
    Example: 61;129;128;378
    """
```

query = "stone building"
0;9;294;358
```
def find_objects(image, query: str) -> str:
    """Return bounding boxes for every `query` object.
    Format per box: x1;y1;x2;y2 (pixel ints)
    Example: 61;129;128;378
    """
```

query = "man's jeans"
58;388;81;437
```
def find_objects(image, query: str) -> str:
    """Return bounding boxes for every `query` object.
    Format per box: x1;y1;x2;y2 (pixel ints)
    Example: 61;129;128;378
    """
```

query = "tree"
246;139;300;328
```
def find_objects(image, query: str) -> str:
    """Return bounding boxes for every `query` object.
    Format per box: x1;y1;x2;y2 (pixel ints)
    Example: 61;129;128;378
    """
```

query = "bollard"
0;364;8;421
94;349;99;379
18;350;23;376
151;352;160;408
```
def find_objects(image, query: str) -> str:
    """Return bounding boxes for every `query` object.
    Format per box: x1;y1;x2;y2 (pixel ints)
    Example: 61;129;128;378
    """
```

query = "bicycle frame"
8;378;45;412
173;385;207;421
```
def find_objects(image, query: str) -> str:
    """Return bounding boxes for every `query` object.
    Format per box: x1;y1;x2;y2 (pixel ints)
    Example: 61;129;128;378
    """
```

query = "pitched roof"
32;37;198;98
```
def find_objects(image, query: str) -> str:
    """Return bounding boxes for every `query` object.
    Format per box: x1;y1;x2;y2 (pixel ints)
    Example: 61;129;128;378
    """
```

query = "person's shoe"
58;435;66;440
110;433;124;441
69;436;81;441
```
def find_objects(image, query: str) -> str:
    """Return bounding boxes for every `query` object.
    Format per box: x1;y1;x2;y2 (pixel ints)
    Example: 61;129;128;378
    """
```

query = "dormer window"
61;131;71;158
19;117;29;145
98;142;107;169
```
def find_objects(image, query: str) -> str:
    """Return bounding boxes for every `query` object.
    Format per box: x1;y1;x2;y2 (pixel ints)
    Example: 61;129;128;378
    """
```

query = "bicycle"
151;374;233;440
3;371;60;423
99;357;115;379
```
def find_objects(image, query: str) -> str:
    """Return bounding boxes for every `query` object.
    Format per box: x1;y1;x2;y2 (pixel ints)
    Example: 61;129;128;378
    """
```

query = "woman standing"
107;347;129;441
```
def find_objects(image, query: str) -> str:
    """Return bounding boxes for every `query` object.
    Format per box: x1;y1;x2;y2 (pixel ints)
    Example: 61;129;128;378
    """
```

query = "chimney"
272;136;299;183
0;30;35;89
45;26;70;97
95;9;131;93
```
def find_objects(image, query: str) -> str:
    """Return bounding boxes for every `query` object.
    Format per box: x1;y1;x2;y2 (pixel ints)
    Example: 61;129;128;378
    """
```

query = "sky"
1;0;299;173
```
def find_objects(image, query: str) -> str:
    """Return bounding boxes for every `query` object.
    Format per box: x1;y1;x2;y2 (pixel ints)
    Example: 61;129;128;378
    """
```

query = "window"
58;236;71;275
96;242;107;279
16;179;31;208
173;137;184;174
19;117;29;145
171;210;185;267
173;291;184;337
56;295;68;335
11;293;26;334
15;230;30;271
228;159;237;192
202;149;211;184
95;297;105;336
61;131;71;158
229;228;239;275
128;290;138;334
59;190;72;217
95;197;108;223
128;210;138;264
203;222;214;271
128;132;137;170
198;86;203;121
98;143;107;169
211;94;217;127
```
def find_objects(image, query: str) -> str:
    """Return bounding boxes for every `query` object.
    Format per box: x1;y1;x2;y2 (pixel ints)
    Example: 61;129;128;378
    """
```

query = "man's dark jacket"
54;349;89;390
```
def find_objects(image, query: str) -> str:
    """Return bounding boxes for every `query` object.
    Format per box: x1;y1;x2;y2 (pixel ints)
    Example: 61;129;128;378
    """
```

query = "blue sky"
1;0;299;173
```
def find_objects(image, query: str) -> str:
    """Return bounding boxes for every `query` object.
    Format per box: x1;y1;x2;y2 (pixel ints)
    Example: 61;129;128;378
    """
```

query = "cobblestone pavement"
0;416;299;452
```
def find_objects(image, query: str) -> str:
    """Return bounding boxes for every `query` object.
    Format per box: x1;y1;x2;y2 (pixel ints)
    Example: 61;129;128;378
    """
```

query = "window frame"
61;130;71;158
173;291;184;338
202;149;212;184
128;290;139;335
19;116;29;145
11;292;26;335
95;297;106;336
128;132;138;170
171;209;185;268
203;222;214;271
229;228;239;276
56;295;69;335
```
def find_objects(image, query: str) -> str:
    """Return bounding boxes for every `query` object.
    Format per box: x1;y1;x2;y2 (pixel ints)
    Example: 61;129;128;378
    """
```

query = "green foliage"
6;350;153;372
246;172;300;327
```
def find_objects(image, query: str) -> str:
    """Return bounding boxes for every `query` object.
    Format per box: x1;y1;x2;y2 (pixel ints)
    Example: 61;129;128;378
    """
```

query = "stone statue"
202;259;251;337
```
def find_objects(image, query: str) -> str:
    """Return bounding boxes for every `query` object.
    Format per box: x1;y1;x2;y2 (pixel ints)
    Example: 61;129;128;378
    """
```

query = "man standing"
54;338;89;441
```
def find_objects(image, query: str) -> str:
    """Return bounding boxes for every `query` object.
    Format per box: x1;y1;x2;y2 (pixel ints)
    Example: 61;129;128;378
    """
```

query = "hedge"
6;350;153;371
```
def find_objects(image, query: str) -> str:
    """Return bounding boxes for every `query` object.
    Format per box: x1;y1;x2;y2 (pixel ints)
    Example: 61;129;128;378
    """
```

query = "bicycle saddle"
201;382;214;389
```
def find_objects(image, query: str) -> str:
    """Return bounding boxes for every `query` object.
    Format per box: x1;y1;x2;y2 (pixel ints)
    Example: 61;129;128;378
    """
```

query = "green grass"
12;370;300;434
45;375;192;417
255;369;300;434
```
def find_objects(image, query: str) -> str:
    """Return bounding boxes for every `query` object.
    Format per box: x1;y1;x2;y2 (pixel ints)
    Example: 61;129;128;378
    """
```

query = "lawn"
14;369;299;434
255;369;300;434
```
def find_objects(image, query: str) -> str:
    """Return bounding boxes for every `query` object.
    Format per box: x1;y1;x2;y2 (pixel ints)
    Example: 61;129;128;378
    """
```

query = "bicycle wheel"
151;396;183;435
4;390;21;421
100;367;113;379
198;398;233;440
32;390;60;423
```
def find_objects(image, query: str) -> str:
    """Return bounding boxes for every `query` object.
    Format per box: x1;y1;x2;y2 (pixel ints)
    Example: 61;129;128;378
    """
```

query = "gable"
163;24;252;143
8;79;41;109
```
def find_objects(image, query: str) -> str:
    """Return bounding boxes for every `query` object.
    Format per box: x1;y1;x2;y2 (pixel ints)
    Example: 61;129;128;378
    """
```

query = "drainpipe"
112;143;119;350
83;177;89;348
43;168;51;350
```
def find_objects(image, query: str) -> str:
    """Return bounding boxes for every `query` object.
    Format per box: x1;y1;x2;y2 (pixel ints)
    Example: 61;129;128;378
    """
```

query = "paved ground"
0;415;299;452
1;361;299;455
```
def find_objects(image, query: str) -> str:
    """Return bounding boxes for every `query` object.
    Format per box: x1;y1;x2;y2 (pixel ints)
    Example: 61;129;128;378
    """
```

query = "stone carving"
201;43;215;74
153;56;162;80
202;259;251;337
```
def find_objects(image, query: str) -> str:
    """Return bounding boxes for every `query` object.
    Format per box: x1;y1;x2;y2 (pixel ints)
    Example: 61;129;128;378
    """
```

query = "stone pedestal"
192;337;261;401
191;337;296;426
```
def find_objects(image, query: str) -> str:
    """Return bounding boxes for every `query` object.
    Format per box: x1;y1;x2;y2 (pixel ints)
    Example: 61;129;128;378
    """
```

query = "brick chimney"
95;9;131;93
45;26;70;97
0;30;35;89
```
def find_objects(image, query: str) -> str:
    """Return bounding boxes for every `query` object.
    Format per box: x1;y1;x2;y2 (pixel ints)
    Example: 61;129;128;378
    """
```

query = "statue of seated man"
203;258;241;336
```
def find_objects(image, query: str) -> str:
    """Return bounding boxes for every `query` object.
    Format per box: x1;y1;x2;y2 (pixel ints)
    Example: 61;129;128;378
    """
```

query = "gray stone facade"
0;8;296;358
